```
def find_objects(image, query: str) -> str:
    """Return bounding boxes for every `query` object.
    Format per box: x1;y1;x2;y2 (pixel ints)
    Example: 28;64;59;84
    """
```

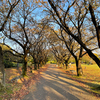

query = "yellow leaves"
23;76;29;80
17;79;23;83
34;71;38;74
35;0;39;3
9;68;20;80
12;25;18;29
35;0;48;6
35;0;44;3
38;5;42;7
12;25;22;32
9;75;15;81
11;69;17;72
0;44;11;51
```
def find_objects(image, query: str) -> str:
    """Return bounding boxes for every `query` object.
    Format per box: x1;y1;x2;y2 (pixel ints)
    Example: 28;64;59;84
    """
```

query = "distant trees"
48;30;71;68
48;27;83;76
30;24;48;70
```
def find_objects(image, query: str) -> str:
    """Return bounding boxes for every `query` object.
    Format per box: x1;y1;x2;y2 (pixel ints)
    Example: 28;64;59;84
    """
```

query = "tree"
0;0;20;32
41;0;99;75
46;0;100;67
2;0;38;76
48;30;71;68
50;27;83;76
88;1;100;48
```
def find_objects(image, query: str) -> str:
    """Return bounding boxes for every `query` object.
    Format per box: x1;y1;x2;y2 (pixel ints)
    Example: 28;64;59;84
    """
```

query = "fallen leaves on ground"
0;64;50;100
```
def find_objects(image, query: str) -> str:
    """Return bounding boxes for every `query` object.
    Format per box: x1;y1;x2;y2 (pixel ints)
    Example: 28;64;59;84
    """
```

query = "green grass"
62;64;100;95
0;83;13;99
12;62;23;67
90;83;100;94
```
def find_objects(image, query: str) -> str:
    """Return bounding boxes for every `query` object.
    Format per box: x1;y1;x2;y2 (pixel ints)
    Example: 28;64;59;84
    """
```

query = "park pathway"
22;64;99;100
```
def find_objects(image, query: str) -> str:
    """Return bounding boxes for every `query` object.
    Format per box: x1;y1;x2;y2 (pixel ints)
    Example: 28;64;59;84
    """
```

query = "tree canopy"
0;0;100;76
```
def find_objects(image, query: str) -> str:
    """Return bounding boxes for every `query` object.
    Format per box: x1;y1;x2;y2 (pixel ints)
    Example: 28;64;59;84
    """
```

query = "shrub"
4;60;14;68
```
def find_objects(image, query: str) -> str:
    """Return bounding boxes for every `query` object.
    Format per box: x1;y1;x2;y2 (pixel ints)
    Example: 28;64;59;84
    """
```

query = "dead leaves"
2;64;49;99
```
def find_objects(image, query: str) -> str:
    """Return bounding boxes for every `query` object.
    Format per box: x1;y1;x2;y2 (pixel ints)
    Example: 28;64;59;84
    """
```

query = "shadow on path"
22;64;98;100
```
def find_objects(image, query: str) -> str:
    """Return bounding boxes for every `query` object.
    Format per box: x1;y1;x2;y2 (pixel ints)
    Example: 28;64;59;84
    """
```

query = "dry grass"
59;64;100;97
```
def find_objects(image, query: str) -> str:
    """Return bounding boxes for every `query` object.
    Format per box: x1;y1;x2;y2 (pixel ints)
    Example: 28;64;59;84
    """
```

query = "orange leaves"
35;0;48;7
2;64;49;99
38;5;43;7
12;25;22;32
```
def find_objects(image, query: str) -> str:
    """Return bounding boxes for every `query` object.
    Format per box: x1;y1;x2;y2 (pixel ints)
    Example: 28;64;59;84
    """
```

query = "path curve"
22;64;99;100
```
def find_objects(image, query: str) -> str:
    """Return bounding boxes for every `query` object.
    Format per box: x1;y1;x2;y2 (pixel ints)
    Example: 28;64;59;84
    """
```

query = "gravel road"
22;64;99;100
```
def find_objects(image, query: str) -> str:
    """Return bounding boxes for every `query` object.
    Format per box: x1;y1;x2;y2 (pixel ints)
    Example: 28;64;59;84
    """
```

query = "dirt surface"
22;64;99;100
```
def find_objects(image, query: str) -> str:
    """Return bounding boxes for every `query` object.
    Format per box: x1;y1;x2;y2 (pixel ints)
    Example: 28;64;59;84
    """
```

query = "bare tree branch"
0;0;20;31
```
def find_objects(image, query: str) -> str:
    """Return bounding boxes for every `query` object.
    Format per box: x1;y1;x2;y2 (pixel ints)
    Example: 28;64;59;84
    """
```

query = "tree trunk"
34;63;37;70
32;55;38;70
33;58;37;70
75;58;83;76
0;46;5;86
65;55;71;69
87;49;100;66
65;62;68;69
38;63;40;69
22;53;27;76
65;60;68;69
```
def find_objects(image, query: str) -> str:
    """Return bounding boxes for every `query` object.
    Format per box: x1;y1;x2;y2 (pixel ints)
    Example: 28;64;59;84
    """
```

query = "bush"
4;60;14;68
50;60;57;64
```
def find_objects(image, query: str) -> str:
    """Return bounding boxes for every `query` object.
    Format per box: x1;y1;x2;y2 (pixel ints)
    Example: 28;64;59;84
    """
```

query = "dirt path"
22;64;99;100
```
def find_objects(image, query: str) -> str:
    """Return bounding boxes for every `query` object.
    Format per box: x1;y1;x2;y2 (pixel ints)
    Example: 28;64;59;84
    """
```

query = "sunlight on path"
22;64;99;100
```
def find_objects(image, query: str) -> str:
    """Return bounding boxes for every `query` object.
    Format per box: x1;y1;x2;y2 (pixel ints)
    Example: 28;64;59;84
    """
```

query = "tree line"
0;0;100;83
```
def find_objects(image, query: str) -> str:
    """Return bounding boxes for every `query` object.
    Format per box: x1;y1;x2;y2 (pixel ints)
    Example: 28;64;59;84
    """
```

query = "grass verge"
58;64;100;97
